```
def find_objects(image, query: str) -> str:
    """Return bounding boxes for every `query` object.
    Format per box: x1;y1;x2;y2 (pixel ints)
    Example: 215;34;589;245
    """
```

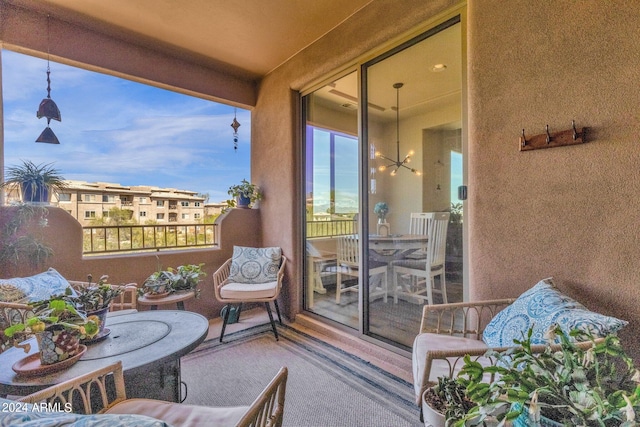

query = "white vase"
422;389;445;427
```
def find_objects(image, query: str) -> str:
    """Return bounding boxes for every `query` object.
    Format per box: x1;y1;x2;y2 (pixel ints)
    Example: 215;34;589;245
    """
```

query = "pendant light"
375;83;421;176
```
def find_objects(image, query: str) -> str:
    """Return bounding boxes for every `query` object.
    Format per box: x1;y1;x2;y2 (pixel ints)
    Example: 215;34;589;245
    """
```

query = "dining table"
367;233;428;262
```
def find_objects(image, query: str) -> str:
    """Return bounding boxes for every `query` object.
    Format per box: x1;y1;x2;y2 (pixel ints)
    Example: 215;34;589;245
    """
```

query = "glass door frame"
300;8;467;351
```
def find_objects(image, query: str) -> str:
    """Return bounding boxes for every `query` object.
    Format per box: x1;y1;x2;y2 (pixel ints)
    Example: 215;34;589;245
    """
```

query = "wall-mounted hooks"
519;120;588;152
545;125;551;144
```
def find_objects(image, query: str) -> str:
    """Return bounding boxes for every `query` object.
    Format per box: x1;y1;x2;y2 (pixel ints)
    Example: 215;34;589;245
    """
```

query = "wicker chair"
213;256;287;342
413;299;602;418
0;301;36;353
18;361;288;427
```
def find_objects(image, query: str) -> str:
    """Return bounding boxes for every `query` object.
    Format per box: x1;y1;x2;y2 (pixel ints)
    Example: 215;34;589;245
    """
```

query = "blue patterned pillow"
0;268;76;302
228;246;282;284
482;278;628;347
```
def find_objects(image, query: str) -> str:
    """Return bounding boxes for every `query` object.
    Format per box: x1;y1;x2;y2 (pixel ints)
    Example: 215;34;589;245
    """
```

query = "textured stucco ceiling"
7;0;373;79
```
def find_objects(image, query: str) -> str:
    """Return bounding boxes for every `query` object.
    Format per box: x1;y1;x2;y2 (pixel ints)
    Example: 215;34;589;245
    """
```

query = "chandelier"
375;82;421;176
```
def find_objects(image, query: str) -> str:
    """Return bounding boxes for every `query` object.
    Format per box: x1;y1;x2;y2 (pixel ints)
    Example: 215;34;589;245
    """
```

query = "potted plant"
422;376;477;427
142;264;205;299
226;179;262;209
71;277;123;337
0;160;67;204
0;204;54;274
456;325;640;427
4;298;99;365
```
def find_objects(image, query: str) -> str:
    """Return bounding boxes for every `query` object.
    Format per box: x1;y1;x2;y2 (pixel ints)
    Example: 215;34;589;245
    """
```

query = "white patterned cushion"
482;277;628;347
228;246;282;284
0;268;76;302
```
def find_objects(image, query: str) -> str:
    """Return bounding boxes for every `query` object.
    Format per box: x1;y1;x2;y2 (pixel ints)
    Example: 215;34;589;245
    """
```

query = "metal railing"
83;223;217;254
306;219;356;238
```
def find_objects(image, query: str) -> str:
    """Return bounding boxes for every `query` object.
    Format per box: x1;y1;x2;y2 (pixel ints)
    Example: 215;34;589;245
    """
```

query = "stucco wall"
253;0;460;318
255;0;640;357
467;1;640;357
0;206;261;319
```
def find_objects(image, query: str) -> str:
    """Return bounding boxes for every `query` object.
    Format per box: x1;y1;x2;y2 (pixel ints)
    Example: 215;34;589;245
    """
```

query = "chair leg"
273;299;282;325
220;303;232;343
440;270;447;303
336;270;342;303
265;302;279;341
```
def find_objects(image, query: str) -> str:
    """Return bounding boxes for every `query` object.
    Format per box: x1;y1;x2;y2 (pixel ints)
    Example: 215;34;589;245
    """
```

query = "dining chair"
392;212;450;305
335;234;387;304
405;212;435;260
213;246;286;342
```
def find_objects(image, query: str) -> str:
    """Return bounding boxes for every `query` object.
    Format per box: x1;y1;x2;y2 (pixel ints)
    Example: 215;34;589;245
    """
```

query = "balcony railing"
83;223;217;254
306;219;356;238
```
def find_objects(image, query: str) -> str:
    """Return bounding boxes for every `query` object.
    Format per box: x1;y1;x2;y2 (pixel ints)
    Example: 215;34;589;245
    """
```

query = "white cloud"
2;49;251;197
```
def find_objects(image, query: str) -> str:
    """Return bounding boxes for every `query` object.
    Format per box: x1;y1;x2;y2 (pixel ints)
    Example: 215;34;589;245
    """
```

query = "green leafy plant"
226;179;262;208
4;297;100;341
73;279;124;312
0;204;53;273
423;376;476;425
456;325;640;427
0;160;67;203
143;264;205;299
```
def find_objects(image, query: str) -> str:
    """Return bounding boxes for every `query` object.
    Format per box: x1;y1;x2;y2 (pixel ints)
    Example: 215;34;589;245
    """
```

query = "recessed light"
431;64;447;72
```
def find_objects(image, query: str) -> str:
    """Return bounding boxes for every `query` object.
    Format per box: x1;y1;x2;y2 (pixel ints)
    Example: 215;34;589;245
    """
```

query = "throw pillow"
482;277;628;347
228;246;282;284
0;268;76;302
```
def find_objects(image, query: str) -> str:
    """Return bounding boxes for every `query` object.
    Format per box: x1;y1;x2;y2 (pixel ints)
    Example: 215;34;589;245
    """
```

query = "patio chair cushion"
482;277;628;347
228;246;282;284
0;268;76;302
219;280;279;300
105;398;250;427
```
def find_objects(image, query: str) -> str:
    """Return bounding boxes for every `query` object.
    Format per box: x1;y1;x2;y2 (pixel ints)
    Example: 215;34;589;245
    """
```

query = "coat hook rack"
519;120;588;151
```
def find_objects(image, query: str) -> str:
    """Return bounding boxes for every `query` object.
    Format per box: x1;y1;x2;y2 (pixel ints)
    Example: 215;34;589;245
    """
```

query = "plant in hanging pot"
456;324;640;427
0;160;67;204
4;298;99;365
226;179;262;209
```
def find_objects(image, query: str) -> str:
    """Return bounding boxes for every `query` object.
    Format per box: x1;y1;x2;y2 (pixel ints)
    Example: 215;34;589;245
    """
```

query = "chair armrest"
17;361;127;414
109;283;138;311
236;366;288;427
1;301;36;353
213;258;233;300
419;299;515;340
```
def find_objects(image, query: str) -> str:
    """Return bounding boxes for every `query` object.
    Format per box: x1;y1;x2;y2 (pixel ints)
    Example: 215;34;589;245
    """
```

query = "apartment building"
51;181;206;226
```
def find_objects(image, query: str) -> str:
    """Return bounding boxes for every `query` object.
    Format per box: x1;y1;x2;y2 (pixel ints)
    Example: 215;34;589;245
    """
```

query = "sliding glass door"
303;17;464;349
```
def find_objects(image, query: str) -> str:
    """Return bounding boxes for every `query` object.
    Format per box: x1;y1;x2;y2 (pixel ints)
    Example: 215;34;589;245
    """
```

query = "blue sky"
2;49;251;203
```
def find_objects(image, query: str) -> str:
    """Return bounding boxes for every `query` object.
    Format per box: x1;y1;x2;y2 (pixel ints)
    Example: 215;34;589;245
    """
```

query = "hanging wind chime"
36;15;62;144
230;108;241;151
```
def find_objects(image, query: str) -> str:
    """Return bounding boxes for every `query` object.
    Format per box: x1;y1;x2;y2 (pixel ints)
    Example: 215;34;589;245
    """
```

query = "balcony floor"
204;307;413;383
